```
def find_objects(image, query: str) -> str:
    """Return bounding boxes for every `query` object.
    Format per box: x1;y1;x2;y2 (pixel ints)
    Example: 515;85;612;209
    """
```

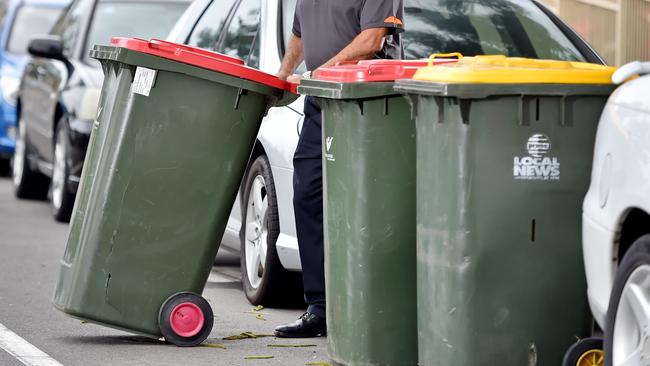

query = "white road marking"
0;323;63;366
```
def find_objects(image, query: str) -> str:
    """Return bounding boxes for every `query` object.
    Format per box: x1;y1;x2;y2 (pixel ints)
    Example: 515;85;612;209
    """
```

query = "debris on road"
244;355;274;360
305;362;333;366
267;344;317;348
244;305;269;321
202;343;227;349
223;332;275;340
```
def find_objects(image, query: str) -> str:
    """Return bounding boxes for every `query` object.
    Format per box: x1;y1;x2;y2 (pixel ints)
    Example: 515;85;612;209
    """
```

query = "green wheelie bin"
394;55;616;365
53;38;294;346
298;57;457;366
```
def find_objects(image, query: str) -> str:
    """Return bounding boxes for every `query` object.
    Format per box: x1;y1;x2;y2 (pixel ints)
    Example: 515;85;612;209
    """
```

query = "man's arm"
277;35;305;81
320;28;389;68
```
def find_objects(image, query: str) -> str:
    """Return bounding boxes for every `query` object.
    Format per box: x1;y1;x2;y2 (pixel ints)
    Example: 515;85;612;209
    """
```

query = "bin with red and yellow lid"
298;54;461;366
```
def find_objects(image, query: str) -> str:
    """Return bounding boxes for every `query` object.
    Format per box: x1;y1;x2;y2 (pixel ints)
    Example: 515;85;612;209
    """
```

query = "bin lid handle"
428;53;464;67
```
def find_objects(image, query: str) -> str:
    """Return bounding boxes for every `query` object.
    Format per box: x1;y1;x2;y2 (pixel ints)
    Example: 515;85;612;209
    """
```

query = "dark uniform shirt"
292;0;405;71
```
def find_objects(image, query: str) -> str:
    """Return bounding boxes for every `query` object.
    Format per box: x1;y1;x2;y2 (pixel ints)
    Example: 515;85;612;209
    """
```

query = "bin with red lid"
53;38;295;346
298;55;459;366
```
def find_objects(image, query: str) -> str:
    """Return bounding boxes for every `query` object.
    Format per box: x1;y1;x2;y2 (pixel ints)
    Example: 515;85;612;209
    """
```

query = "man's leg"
293;156;325;318
275;97;326;338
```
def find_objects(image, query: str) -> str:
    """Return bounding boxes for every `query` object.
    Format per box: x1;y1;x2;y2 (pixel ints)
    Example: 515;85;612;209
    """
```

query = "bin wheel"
159;292;213;347
563;337;604;366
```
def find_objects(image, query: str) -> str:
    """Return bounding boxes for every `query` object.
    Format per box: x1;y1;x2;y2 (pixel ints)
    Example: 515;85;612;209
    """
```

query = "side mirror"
27;36;66;62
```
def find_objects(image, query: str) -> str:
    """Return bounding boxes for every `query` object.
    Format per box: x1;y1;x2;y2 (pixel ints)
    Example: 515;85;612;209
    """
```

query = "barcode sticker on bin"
132;67;157;97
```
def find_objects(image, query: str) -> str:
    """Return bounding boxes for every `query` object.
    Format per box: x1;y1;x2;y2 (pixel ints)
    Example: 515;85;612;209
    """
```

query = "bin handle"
428;53;463;66
148;39;183;55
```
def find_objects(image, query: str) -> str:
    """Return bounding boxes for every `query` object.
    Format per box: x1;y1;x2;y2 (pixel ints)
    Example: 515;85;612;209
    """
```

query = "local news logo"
513;134;560;181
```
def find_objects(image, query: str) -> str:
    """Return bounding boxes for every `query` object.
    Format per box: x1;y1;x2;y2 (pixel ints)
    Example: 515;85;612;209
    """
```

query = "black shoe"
274;312;327;338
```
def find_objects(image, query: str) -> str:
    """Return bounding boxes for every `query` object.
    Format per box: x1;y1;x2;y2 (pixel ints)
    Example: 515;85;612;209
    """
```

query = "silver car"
167;0;604;305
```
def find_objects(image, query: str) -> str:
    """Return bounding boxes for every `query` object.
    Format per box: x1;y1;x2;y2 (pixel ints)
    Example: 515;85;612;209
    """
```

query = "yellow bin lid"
413;54;616;84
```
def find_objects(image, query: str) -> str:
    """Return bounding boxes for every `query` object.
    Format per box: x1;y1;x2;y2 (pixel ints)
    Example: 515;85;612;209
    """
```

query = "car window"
187;0;238;50
6;6;63;54
403;0;586;62
219;0;261;67
83;1;188;65
51;0;91;57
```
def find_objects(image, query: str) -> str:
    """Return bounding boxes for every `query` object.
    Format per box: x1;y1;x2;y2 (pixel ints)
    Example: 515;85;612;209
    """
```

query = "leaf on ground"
244;355;274;360
253;305;264;312
244;311;270;315
267;344;317;348
202;343;227;349
223;332;275;340
255;314;267;321
305;362;333;366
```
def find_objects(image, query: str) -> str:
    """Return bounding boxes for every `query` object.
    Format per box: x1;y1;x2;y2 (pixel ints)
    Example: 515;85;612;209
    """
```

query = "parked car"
582;61;650;366
12;0;189;221
167;0;606;305
0;0;68;175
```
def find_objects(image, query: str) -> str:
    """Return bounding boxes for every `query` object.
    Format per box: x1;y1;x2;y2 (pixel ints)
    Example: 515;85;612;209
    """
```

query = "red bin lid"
111;38;296;93
313;57;459;83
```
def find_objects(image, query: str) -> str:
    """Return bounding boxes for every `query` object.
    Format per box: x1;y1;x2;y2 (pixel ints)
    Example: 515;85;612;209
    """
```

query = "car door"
30;0;88;164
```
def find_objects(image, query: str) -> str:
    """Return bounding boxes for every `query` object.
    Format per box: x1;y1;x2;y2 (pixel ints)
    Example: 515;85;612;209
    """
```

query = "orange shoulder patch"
383;16;403;25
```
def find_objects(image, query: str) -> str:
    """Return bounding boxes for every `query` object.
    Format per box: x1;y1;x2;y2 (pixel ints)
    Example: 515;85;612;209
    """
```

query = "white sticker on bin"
132;67;157;96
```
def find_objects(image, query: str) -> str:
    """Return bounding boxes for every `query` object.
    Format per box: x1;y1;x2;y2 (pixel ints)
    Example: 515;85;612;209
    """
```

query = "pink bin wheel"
169;302;205;338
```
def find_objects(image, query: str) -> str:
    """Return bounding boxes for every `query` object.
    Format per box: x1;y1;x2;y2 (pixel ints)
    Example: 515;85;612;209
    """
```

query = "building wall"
540;0;650;65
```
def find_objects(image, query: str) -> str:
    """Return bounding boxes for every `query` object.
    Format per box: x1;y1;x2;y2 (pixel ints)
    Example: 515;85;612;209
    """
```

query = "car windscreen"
84;1;188;64
403;0;586;61
7;6;63;54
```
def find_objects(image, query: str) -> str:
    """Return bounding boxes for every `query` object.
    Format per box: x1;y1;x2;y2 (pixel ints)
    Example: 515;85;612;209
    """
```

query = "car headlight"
0;77;20;107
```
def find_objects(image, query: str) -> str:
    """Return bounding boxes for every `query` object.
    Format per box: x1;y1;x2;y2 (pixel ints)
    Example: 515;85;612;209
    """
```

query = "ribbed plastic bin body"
53;38;290;340
394;56;616;365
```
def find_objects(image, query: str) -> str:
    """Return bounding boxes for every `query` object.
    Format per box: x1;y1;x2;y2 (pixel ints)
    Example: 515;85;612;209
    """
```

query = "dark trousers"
293;96;325;319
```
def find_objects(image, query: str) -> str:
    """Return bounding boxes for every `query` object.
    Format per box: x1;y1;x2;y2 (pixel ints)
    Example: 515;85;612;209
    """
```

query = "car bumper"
0;106;17;158
583;213;617;329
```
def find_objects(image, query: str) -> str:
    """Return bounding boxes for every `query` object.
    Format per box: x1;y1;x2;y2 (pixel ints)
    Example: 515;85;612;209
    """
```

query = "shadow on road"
58;335;163;346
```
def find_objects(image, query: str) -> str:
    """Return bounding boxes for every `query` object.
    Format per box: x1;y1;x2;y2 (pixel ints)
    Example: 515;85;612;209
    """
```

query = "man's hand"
321;28;389;68
287;74;303;84
277;35;305;80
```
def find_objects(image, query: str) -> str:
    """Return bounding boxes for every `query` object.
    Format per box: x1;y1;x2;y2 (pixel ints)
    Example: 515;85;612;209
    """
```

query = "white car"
167;0;605;305
582;61;650;366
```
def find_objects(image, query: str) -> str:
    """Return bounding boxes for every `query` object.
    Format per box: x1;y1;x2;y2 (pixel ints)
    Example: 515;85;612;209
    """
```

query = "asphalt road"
0;177;328;366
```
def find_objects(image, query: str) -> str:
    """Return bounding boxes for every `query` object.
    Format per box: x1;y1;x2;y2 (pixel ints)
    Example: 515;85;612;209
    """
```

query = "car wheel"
563;337;604;366
51;120;75;222
12;120;49;199
605;234;650;366
0;157;10;176
240;154;302;306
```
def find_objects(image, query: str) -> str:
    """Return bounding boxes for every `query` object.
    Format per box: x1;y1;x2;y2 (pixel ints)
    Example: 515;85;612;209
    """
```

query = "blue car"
0;0;68;174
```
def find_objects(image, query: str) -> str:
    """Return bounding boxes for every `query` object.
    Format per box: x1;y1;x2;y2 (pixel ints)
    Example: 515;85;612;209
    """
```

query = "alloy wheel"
51;129;67;210
12;122;26;187
612;264;650;366
244;175;269;289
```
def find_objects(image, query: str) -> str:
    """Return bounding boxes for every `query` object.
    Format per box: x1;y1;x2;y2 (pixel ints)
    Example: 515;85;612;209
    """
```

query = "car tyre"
240;154;302;306
563;337;604;366
604;234;650;366
0;158;10;176
51;120;75;222
12;119;49;199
